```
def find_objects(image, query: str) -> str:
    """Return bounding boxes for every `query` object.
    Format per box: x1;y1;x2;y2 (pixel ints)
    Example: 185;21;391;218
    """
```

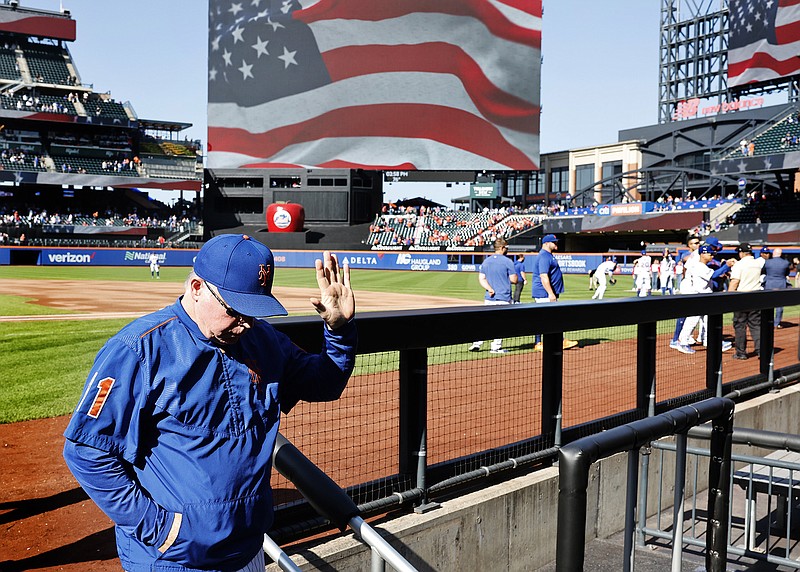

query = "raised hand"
310;251;355;329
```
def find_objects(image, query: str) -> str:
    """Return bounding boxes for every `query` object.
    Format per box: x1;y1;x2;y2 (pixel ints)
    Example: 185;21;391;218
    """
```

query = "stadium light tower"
659;0;800;124
658;0;730;123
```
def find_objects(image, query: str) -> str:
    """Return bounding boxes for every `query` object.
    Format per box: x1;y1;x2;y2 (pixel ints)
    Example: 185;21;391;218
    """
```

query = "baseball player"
675;244;716;354
148;252;160;279
659;252;676;295
530;234;579;351
591;256;618;300
469;238;517;353
669;235;702;348
512;253;527;304
63;235;357;572
632;250;652;297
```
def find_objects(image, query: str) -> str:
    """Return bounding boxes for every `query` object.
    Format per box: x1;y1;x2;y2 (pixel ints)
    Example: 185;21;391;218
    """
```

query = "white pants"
593;277;607;299
679;315;706;345
472;299;510;350
635;274;650;296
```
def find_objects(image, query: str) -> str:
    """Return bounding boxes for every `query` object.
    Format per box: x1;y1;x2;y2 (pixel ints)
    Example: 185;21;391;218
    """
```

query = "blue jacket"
63;298;357;572
530;249;564;298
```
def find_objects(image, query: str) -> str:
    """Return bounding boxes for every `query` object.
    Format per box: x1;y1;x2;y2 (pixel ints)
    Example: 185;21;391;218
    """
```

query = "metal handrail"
268;433;419;571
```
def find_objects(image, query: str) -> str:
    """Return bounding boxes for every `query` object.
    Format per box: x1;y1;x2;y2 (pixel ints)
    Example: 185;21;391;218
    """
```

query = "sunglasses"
205;282;247;320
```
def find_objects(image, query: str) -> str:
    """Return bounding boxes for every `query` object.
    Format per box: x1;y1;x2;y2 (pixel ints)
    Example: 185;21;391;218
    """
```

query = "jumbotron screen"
728;0;800;87
206;0;541;171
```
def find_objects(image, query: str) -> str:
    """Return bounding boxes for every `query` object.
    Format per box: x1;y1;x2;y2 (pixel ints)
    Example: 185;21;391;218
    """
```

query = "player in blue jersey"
469;238;518;353
63;234;357;572
530;234;578;351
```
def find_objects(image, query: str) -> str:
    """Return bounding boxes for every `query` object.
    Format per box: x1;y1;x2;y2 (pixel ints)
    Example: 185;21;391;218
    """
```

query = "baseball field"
0;264;642;424
1;264;791;571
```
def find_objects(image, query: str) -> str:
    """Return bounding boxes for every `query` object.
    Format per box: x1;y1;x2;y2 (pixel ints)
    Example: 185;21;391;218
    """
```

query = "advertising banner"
2;247;629;276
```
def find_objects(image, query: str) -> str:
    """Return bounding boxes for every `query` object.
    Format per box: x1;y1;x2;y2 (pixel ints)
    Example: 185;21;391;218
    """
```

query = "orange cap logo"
258;263;270;287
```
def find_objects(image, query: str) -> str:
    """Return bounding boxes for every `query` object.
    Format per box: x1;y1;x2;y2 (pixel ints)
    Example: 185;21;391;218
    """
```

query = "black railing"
270;289;800;541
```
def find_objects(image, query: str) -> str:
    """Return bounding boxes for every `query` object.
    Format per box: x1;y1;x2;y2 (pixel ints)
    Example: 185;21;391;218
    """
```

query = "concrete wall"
268;385;800;571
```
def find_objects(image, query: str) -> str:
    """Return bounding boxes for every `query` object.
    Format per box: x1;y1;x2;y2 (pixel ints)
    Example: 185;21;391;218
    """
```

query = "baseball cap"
542;234;559;243
194;234;287;318
704;236;722;250
698;245;714;254
760;246;772;255
736;243;752;254
641;250;647;255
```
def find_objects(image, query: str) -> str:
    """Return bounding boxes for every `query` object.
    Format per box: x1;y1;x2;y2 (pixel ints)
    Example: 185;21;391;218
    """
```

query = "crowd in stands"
368;195;745;248
368;205;546;247
730;188;800;225
1;207;196;231
0;91;72;114
780;132;799;148
731;108;800;159
0;148;46;169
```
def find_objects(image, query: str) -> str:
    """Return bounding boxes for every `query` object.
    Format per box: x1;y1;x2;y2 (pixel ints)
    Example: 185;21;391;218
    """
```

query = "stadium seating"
366;209;546;248
0;92;75;115
22;42;75;85
0;45;20;81
722;107;800;160
85;98;129;121
50;155;139;176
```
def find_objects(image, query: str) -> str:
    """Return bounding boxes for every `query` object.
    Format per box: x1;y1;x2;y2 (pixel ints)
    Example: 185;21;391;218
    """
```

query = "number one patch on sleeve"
88;377;116;419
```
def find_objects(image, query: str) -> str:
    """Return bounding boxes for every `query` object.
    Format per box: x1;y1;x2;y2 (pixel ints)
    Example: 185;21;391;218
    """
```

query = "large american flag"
207;0;541;170
728;0;800;87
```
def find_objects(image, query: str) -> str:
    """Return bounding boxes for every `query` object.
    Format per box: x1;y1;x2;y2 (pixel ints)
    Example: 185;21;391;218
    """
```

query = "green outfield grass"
0;265;730;423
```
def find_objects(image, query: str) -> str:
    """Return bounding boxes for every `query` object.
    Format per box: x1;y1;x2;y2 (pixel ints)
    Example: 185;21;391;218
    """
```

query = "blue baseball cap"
698;244;714;254
760;246;772;255
194;234;287;318
704;236;722;250
542;234;558;243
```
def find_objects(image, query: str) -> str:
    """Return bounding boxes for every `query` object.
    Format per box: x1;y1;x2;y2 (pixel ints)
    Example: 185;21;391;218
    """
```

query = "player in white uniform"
675;245;715;353
633;251;652;297
591;257;618;300
659;253;676;295
148;252;160;279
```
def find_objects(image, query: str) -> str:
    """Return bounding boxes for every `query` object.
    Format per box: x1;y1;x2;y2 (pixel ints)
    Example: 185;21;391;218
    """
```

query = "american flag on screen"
728;0;800;87
207;0;541;170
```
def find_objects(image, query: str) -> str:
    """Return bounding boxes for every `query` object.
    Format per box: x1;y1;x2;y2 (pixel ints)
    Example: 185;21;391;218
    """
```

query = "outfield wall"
3;246;798;276
0;246;621;274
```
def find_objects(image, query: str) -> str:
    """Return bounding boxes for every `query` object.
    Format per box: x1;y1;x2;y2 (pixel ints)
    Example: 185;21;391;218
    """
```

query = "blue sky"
17;0;662;201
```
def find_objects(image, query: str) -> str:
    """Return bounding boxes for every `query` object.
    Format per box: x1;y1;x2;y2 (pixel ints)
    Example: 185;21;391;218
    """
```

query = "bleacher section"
50;155;139;176
22;42;75;85
0;44;20;81
367;209;546;248
85;97;129;120
0;91;74;114
723;108;800;159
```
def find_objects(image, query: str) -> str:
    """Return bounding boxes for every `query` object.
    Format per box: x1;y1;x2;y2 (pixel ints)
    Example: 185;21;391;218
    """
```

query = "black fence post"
760;308;774;376
636;322;656;416
398;348;438;513
706;400;734;572
706;314;724;396
541;332;564;448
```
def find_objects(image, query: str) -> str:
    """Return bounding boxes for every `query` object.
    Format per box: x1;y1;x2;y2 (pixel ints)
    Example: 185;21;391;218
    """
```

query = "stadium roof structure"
138;119;194;133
